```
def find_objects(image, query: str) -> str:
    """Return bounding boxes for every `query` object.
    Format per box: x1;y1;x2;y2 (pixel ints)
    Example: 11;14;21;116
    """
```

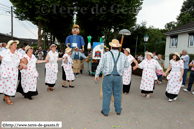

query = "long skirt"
141;84;155;94
62;67;74;82
17;80;38;98
165;91;178;99
73;59;81;73
45;68;55;87
123;82;131;93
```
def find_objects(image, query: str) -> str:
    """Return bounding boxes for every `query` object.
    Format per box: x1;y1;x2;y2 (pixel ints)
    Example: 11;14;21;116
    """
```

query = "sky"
0;0;185;40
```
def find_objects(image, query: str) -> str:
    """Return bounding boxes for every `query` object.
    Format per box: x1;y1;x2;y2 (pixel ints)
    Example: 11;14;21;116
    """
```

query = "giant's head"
72;24;80;35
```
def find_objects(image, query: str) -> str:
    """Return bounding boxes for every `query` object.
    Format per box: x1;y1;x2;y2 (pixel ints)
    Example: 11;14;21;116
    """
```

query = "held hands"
45;60;49;63
162;73;166;77
22;64;27;69
133;66;138;70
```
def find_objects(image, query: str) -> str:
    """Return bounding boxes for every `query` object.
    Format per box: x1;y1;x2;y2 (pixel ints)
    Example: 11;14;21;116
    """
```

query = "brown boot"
6;96;13;105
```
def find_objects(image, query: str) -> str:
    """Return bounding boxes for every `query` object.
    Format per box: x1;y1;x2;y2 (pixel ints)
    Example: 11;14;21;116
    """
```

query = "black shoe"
69;85;74;88
62;85;68;88
28;97;33;100
24;96;33;100
116;112;121;115
101;110;108;116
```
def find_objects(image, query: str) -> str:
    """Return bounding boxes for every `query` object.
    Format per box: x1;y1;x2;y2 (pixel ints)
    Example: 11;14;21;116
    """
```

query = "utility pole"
11;6;13;40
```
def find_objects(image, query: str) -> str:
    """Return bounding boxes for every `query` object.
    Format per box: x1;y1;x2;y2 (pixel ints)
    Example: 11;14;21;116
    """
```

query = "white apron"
21;54;38;93
166;60;184;95
123;55;134;85
139;59;162;91
62;54;75;81
45;51;58;84
0;49;23;96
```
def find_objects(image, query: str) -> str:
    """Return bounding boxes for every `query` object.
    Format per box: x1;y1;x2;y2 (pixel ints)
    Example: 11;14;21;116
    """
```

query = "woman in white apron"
123;48;138;94
0;40;27;105
133;52;164;98
17;46;48;100
62;48;75;88
164;52;184;102
45;44;63;91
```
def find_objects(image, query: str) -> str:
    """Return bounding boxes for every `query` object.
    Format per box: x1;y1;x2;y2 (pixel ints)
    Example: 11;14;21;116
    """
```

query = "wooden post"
119;35;124;52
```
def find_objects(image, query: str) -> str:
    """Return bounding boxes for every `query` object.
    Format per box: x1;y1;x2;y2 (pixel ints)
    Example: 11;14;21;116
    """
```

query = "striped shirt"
95;50;129;77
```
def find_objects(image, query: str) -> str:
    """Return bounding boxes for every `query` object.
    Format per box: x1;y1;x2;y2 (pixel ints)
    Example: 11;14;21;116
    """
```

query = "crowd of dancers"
0;39;192;107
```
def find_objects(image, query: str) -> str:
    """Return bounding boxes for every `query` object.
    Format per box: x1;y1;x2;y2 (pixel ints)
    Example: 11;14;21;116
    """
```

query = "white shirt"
0;47;6;52
95;50;129;77
18;48;25;55
138;56;143;61
154;55;158;60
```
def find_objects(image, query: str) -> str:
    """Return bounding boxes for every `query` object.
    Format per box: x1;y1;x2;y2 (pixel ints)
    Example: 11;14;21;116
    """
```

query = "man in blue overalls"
71;47;88;77
95;39;129;116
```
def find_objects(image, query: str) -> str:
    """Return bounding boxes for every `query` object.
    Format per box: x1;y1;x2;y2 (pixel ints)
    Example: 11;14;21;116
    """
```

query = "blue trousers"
187;71;194;91
157;75;162;82
182;69;188;86
102;76;122;115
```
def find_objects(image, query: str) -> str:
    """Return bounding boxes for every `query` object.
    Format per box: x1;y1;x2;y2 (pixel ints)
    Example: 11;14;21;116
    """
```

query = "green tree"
177;0;194;26
177;12;194;27
76;0;143;45
10;0;73;47
164;21;177;31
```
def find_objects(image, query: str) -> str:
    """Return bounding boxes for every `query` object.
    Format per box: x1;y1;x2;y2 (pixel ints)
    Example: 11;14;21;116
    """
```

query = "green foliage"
165;21;177;31
124;22;166;55
177;12;194;27
177;0;194;26
165;0;194;30
76;0;143;44
10;0;74;43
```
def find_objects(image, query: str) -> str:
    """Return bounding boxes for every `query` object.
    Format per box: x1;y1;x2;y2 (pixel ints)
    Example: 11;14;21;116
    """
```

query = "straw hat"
65;47;72;53
72;24;80;29
50;44;57;49
173;52;180;58
123;48;130;53
109;39;122;48
25;45;33;53
145;52;154;58
75;46;79;50
6;40;19;49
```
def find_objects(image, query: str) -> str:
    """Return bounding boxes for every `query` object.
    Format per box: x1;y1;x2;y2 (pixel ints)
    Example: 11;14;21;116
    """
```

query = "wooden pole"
119;35;124;52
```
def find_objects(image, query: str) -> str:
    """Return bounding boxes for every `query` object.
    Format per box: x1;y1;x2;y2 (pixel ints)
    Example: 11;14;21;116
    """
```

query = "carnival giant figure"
65;24;85;51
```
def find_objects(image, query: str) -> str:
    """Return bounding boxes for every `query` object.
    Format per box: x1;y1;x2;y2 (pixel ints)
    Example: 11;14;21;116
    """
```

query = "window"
189;34;194;47
170;36;178;47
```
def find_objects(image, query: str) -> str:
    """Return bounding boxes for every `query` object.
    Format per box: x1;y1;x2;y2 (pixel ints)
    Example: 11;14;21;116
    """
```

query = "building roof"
164;21;194;36
0;32;31;44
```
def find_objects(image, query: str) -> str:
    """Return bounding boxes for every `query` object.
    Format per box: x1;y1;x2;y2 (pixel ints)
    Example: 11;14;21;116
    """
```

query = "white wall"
164;33;194;68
